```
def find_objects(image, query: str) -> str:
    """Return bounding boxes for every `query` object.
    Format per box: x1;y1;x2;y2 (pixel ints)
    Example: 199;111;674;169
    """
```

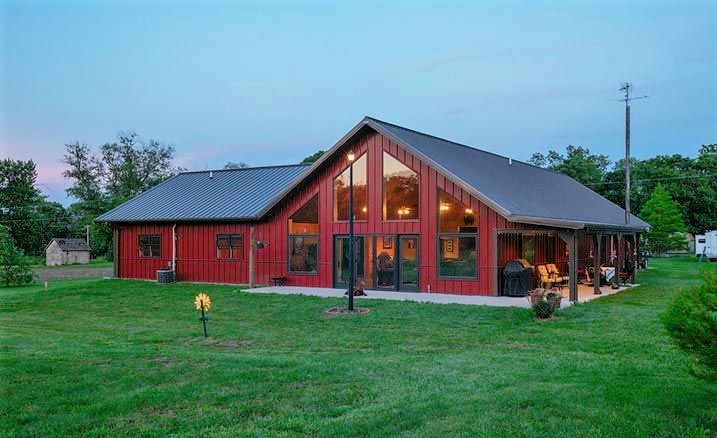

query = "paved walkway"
243;283;636;308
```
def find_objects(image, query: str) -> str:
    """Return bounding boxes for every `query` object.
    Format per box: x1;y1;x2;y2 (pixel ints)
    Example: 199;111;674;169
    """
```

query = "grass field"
29;257;114;269
1;258;715;437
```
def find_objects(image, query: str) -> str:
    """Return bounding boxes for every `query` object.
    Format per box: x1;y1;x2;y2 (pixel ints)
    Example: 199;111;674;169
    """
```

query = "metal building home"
96;117;649;301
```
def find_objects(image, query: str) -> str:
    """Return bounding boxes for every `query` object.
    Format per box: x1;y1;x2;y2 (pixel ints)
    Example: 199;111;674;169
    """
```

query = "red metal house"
97;117;649;300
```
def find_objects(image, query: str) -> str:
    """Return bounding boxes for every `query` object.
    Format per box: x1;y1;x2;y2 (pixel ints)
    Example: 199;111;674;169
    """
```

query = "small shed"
45;238;91;266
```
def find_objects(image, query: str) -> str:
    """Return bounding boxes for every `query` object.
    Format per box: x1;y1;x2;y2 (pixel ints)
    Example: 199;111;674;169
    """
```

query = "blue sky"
1;0;715;204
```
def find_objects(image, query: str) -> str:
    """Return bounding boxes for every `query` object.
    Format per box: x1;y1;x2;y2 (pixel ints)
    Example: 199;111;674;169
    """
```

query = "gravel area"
33;266;114;282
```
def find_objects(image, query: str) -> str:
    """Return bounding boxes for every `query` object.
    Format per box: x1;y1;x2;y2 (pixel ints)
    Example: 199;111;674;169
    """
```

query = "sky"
1;0;715;205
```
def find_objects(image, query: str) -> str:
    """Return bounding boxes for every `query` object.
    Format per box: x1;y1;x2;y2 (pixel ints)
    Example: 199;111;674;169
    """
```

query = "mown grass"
29;257;113;269
1;258;715;437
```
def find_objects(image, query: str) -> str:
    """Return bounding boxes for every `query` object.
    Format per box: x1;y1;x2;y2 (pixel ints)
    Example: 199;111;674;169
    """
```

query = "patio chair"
537;265;556;289
547;263;569;289
618;260;634;286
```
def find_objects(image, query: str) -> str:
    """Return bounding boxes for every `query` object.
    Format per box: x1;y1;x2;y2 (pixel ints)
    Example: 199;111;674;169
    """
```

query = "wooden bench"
271;276;288;286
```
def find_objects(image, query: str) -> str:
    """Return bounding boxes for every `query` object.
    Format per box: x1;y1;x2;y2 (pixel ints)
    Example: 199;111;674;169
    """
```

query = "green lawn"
1;259;715;437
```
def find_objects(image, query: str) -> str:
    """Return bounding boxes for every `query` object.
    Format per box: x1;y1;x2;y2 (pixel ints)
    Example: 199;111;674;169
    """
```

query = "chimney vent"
508;158;513;165
209;171;213;179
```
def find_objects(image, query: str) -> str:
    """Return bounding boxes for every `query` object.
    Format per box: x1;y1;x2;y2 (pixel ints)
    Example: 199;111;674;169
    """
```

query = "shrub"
533;298;555;319
0;225;33;287
662;269;717;380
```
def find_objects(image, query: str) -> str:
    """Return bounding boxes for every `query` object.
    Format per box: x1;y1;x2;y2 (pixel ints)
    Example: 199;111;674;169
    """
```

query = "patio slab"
243;283;638;308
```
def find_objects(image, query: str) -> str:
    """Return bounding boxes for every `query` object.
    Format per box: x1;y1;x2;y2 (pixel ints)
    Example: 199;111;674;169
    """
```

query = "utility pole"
85;224;91;247
618;82;647;225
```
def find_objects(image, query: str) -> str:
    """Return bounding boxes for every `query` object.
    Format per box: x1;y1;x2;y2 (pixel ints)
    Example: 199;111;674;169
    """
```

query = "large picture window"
383;151;419;220
333;153;367;221
438;189;478;278
139;234;160;257
289;194;319;273
216;234;243;259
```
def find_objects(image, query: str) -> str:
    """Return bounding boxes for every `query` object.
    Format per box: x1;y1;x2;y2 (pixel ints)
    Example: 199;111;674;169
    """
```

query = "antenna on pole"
618;82;648;225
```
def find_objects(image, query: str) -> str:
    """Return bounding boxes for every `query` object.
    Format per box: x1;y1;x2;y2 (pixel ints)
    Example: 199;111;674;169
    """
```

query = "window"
216;234;243;259
437;189;477;278
383;151;419;220
333;153;367;221
139;235;160;257
289;194;319;273
522;234;535;265
289;236;319;273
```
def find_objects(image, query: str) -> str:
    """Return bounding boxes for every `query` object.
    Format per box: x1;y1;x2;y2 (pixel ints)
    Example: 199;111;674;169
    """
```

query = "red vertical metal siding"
117;129;522;295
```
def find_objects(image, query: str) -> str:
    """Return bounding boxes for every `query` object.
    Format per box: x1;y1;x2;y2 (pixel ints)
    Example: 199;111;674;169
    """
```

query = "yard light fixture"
347;150;355;311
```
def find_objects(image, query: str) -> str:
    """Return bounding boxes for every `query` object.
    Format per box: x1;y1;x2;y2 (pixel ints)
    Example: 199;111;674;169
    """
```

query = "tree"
529;145;609;188
0;225;33;287
0;159;70;255
62;132;178;258
223;161;249;169
639;184;688;254
662;269;717;381
301;150;325;164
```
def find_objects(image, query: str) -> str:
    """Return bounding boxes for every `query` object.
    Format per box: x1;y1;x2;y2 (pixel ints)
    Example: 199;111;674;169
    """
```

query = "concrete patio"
243;283;637;308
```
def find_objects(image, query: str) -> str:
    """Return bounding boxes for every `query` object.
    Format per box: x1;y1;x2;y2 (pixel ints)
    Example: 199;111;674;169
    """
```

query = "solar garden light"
194;292;212;337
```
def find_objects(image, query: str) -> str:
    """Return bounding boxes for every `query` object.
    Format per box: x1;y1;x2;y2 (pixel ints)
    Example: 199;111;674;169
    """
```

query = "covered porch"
496;227;642;302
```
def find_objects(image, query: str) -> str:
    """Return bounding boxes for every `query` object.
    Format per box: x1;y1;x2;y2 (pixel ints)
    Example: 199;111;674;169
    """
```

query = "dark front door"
398;236;419;292
334;236;369;290
334;235;419;292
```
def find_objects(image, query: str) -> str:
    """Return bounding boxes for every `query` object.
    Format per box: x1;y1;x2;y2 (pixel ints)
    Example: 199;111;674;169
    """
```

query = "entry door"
334;236;369;289
398;236;419;292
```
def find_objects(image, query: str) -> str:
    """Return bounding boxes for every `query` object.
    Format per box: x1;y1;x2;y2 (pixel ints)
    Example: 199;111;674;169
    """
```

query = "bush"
533;299;555;319
0;225;33;287
662;269;717;380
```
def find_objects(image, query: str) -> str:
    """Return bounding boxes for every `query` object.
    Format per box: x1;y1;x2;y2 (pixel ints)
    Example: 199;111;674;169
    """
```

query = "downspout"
172;223;177;277
249;225;255;288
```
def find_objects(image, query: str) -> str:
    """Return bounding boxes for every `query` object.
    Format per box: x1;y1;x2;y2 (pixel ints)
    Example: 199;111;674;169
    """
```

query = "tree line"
1;136;714;261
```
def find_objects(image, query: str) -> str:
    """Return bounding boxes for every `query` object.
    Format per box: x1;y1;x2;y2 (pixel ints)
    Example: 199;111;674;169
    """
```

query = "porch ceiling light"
440;203;450;212
465;208;474;215
347;151;356;162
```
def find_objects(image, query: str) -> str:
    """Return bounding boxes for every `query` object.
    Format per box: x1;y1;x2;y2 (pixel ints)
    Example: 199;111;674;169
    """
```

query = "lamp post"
347;151;355;311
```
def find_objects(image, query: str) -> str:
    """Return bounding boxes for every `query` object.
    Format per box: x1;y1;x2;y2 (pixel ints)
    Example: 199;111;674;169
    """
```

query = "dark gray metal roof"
49;238;90;251
370;117;649;231
96;164;309;223
271;116;648;231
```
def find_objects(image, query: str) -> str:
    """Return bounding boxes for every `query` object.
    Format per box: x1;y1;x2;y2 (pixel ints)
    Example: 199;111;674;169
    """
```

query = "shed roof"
95;164;309;223
48;238;91;252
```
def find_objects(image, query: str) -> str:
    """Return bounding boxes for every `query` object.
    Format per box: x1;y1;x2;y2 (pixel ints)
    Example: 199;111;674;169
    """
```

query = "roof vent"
508;158;513;165
209;171;213;179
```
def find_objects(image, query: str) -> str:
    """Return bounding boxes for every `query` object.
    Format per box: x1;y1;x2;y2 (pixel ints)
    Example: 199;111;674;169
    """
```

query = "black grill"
503;259;533;297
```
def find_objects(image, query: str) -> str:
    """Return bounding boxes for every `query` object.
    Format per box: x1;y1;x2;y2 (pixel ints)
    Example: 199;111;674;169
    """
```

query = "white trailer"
695;231;717;261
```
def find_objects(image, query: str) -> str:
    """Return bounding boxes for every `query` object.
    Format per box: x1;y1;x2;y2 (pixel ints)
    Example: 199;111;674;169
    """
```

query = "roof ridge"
178;163;309;175
364;116;574;177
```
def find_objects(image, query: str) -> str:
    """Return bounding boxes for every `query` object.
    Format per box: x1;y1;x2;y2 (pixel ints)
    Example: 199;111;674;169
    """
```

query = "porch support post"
249;225;255;288
556;230;579;302
113;227;119;278
614;233;623;287
632;232;639;283
593;232;603;295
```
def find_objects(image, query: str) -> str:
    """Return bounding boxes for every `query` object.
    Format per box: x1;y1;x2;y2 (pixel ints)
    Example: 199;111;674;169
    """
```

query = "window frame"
216;233;243;260
382;150;420;222
436;187;479;280
138;234;161;258
436;234;478;279
287;234;320;275
332;152;369;223
288;192;321;275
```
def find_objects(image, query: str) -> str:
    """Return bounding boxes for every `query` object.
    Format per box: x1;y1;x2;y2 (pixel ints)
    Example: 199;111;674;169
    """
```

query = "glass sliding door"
334;236;372;290
375;235;396;290
399;236;418;291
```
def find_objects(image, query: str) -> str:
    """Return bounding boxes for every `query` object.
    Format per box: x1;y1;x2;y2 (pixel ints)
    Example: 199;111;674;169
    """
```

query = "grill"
503;259;533;297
